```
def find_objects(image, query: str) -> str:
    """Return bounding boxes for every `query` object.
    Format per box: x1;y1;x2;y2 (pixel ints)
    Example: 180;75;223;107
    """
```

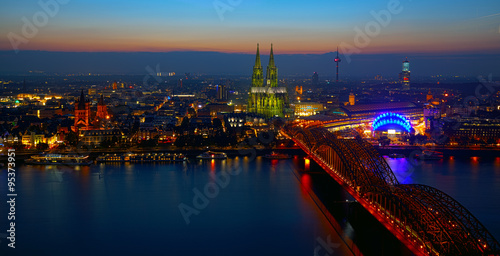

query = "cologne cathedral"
247;44;289;118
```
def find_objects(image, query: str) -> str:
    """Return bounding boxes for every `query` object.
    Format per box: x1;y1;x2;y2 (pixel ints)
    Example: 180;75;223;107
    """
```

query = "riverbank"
375;146;500;158
3;144;499;163
0;147;306;162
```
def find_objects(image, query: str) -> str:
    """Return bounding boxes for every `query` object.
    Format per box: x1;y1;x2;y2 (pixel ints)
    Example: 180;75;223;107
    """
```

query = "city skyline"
2;1;500;256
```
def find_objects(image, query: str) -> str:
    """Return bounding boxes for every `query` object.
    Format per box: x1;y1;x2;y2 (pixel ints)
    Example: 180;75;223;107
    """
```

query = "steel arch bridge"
283;121;500;256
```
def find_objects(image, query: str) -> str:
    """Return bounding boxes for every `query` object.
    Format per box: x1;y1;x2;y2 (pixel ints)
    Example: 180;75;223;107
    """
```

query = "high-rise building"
312;72;319;86
112;81;118;90
400;58;410;90
216;84;226;100
247;44;289;118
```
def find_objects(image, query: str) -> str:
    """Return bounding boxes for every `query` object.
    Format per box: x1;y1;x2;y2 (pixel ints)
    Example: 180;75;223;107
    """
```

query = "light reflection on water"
0;157;353;256
384;156;415;184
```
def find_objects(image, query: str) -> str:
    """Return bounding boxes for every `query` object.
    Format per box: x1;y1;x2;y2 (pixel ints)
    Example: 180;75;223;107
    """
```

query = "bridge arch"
283;122;500;256
397;184;500;255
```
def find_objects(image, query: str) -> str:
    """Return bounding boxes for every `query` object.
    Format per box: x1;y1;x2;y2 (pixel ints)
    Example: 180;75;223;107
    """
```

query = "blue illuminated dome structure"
372;112;412;134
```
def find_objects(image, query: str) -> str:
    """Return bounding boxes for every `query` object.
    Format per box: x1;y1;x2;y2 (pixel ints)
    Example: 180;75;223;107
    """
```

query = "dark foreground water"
1;155;499;255
0;157;353;256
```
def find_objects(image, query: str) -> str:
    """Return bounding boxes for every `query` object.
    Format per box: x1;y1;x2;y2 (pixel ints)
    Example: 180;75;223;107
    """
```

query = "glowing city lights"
372;112;412;132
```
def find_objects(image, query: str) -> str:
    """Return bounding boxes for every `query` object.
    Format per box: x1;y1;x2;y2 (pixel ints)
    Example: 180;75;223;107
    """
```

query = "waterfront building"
80;129;123;146
294;102;324;117
444;118;500;143
21;131;45;147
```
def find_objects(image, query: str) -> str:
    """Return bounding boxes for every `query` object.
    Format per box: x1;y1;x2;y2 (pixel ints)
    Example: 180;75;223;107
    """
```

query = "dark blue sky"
1;0;499;54
1;1;499;77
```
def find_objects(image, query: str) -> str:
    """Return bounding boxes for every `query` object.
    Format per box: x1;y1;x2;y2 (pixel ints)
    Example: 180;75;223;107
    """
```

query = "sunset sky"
1;0;500;54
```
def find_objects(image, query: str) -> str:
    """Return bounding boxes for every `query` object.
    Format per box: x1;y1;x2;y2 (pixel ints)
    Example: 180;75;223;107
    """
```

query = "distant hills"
1;50;499;78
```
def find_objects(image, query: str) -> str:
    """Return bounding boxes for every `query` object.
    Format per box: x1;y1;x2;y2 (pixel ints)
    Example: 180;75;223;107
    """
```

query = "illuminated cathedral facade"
72;91;109;132
247;44;289;118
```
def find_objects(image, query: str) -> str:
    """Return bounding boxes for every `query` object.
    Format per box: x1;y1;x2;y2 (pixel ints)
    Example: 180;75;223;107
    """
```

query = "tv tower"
334;47;341;83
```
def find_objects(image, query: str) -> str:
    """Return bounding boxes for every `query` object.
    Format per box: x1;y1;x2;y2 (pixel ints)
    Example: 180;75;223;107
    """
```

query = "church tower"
73;90;91;131
265;44;278;87
248;44;263;114
96;94;108;122
252;44;263;87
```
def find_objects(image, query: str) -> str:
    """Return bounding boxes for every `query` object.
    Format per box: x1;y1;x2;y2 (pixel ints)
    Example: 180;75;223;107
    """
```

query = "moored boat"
97;153;186;163
25;153;91;165
415;150;443;160
388;153;405;158
196;151;227;159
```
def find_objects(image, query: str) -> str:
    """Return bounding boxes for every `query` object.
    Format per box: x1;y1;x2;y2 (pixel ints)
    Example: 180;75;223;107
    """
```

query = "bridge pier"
294;157;414;256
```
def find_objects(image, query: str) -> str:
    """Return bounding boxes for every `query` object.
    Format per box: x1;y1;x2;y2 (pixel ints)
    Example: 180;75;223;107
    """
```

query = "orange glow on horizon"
2;32;500;55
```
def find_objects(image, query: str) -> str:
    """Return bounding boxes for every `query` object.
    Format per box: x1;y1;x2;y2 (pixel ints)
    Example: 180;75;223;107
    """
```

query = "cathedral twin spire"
252;43;277;87
268;44;275;68
254;43;261;68
248;43;288;118
253;43;275;69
